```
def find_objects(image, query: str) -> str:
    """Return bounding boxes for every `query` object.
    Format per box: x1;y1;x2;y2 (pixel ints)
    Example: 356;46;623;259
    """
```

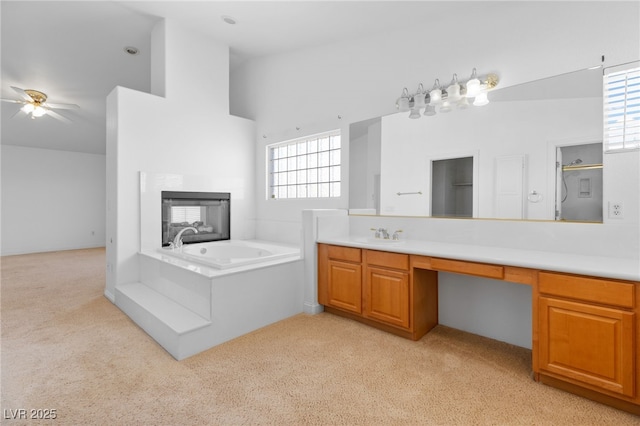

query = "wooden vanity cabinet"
318;244;437;340
536;271;637;401
363;250;410;328
317;244;362;314
319;243;640;413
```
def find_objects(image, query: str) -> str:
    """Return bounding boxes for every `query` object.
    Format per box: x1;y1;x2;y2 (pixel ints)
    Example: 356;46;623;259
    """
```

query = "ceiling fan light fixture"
32;106;46;117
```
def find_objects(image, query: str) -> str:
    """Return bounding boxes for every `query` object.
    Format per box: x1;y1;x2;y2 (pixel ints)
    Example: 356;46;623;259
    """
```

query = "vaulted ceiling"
1;1;441;155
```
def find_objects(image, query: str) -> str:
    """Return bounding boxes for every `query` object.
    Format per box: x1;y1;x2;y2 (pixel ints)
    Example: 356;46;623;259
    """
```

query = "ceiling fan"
1;86;79;123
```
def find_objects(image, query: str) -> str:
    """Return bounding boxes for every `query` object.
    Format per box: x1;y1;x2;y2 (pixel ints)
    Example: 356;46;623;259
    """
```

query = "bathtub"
157;239;300;269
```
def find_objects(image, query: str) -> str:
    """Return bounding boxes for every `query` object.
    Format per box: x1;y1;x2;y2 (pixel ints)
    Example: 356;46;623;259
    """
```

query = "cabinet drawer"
431;257;504;279
539;272;635;309
365;250;409;270
327;245;361;263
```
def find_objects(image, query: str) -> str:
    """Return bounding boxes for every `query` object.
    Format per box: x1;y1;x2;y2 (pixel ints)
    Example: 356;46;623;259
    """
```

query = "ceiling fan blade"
44;109;72;124
43;102;80;110
11;86;33;102
10;107;27;119
1;98;26;105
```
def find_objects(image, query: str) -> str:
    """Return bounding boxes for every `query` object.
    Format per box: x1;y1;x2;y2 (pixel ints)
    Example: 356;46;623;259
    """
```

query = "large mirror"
349;67;604;222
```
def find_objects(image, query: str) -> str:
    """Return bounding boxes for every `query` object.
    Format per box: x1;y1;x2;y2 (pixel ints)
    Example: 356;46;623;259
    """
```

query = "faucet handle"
370;228;381;238
392;230;403;240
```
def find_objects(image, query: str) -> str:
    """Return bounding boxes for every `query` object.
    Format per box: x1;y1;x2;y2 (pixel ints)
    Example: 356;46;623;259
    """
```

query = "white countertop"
317;236;640;281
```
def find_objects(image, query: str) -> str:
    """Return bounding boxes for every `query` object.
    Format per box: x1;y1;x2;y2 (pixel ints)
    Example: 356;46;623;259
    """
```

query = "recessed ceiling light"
221;15;237;25
124;46;139;55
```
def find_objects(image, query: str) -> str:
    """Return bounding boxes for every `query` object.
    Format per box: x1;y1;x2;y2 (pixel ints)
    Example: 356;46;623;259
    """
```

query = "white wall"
231;1;640;238
105;19;255;300
1;145;106;255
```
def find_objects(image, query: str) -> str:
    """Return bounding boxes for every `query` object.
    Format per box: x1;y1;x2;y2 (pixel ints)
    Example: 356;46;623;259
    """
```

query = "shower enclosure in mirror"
555;143;603;222
161;191;230;246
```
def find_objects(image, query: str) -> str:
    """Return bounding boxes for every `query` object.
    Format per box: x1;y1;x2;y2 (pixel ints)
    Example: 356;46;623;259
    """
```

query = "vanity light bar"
396;69;500;119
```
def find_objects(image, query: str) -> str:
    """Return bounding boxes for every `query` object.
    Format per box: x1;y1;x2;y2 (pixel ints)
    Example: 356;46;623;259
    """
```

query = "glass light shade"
32;106;46;117
429;88;442;104
396;88;410;112
473;92;489;106
439;101;452;113
447;83;461;102
22;103;35;113
397;97;410;112
466;78;481;97
423;104;436;116
457;97;470;109
408;107;421;119
414;92;426;108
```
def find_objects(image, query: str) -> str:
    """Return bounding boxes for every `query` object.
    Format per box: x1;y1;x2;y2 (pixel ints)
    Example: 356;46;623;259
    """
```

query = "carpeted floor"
1;248;638;425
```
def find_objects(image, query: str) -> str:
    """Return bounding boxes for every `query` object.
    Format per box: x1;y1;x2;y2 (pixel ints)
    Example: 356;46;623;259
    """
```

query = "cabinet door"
364;266;410;329
539;296;635;397
327;260;362;314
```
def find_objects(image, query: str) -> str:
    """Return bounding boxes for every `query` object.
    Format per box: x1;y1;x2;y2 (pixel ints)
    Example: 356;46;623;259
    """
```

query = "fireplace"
161;191;230;247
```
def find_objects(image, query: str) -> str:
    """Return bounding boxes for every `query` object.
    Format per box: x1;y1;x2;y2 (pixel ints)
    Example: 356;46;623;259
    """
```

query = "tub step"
115;282;210;345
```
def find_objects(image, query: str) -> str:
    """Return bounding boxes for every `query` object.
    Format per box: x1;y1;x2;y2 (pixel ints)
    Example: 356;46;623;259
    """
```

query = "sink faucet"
173;227;198;248
379;228;390;239
370;227;390;239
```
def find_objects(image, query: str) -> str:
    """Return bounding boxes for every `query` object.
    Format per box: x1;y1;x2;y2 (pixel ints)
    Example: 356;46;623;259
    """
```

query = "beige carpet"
1;248;638;425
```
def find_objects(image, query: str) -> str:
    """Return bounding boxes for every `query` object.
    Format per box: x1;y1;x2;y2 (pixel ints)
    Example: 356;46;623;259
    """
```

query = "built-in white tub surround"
116;240;303;360
112;171;305;360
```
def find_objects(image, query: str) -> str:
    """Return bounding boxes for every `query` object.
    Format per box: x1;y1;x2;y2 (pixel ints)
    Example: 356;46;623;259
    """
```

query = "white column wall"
105;20;255;300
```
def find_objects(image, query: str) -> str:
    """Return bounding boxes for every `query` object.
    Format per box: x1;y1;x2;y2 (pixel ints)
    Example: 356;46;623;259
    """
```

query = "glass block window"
268;130;341;199
604;63;640;152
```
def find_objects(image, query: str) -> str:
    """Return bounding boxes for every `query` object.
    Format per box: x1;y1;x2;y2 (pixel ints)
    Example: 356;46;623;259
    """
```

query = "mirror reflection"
349;67;604;222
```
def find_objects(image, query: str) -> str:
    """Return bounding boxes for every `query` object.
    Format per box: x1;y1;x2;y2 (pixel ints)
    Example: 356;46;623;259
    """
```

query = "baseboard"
1;244;106;257
303;302;324;315
104;289;115;303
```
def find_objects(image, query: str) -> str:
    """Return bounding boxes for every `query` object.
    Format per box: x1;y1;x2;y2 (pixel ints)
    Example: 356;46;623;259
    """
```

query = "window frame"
266;130;342;200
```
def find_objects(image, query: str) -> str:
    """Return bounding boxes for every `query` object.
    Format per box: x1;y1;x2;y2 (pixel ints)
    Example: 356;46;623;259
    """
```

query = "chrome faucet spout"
378;228;390;239
173;227;198;248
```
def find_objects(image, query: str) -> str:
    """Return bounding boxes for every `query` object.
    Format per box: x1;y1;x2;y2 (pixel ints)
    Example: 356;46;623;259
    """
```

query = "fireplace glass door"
161;191;230;246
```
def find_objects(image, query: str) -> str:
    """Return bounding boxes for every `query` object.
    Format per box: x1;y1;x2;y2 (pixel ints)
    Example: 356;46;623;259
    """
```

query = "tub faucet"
173;227;198;248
